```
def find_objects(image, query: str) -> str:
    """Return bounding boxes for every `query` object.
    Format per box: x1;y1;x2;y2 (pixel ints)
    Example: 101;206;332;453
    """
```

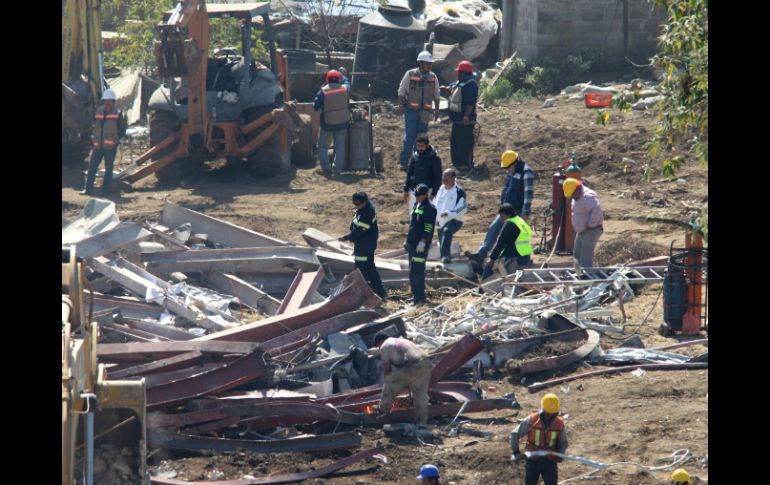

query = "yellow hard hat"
671;469;691;483
541;393;560;414
500;150;519;168
563;177;582;198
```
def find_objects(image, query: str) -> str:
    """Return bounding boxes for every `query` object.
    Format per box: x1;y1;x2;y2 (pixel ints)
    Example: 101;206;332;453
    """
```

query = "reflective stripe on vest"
411;256;426;263
354;255;368;261
525;412;565;460
407;70;435;111
322;83;350;125
449;78;476;113
414;208;424;215
506;216;533;256
92;106;120;150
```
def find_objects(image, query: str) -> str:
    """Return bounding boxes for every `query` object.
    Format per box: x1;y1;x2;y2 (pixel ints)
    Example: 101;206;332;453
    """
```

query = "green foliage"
647;0;708;173
480;51;600;105
102;1;268;73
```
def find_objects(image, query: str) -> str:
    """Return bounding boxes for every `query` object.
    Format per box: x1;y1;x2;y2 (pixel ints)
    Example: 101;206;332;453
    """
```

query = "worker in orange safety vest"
510;393;569;485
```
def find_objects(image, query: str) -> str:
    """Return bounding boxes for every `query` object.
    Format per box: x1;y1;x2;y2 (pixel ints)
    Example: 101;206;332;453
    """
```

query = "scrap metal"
519;329;600;375
147;349;269;409
196;270;380;342
528;362;709;393
97;341;260;362
275;268;325;315
144;246;321;274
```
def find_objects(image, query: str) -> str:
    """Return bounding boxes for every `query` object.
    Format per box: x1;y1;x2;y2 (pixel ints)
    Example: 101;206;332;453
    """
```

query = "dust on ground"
64;86;708;484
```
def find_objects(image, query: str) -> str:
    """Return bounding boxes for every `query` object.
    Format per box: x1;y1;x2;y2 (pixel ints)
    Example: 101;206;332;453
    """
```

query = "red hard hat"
326;69;342;83
455;60;473;73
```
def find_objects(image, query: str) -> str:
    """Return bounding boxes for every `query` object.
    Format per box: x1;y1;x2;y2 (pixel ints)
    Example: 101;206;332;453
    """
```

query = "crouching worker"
481;202;533;280
374;332;434;425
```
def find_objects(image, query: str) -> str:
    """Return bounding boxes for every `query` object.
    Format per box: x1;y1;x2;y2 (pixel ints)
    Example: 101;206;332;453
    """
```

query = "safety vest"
321;83;350;125
525;412;565;461
449;78;477;113
92;106;120;150
506;216;533;257
406;68;436;112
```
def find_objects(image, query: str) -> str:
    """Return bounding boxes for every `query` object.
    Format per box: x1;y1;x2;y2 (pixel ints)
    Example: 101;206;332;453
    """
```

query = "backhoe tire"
149;110;193;183
244;107;292;177
291;113;315;168
374;147;384;173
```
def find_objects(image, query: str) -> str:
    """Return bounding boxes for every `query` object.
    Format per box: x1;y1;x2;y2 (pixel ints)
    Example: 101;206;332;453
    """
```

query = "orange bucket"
584;93;612;108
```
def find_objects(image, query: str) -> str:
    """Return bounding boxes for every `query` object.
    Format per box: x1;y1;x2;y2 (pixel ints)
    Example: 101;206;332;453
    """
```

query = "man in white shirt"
434;168;467;264
374;333;433;425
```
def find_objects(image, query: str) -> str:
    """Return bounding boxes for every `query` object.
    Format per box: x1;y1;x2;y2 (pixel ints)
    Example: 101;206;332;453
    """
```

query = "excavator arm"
155;0;210;147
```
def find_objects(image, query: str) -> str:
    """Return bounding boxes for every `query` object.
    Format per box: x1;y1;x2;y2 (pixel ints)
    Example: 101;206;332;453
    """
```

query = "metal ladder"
514;266;667;287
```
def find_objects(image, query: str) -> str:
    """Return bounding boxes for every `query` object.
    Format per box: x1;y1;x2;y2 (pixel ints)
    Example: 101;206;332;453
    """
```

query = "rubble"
64;199;706;483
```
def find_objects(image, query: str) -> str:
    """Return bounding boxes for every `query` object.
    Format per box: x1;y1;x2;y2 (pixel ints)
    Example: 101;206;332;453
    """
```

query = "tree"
647;0;708;177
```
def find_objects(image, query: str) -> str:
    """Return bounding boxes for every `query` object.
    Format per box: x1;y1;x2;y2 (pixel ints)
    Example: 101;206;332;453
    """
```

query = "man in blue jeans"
314;70;350;176
466;149;534;263
396;51;440;169
81;89;126;195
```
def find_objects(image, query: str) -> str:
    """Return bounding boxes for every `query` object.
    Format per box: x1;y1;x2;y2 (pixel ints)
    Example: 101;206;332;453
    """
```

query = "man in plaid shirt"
467;150;534;263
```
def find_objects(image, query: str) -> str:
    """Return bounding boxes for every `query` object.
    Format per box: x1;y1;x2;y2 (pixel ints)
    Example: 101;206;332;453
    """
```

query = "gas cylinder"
551;172;574;252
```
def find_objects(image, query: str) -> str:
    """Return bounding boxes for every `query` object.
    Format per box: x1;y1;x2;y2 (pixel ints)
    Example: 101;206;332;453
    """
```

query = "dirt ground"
62;87;708;483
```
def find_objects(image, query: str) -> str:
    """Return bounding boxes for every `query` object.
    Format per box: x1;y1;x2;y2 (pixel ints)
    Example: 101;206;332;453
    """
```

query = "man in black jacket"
403;133;442;214
481;203;533;280
406;184;437;305
340;192;387;299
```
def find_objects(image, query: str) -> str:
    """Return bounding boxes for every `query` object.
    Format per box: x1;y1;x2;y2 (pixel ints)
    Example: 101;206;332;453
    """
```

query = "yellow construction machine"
62;246;147;484
62;0;104;163
115;0;305;185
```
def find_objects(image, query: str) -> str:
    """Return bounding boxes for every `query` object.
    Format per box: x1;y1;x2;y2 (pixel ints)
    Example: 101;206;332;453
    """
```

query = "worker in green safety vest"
481;202;532;280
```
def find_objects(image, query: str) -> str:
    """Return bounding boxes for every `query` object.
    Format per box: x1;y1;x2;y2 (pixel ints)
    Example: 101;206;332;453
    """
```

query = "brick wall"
508;0;664;66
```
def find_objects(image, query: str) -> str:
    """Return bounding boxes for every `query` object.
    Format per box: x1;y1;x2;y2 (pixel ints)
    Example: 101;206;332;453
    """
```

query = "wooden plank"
75;222;152;259
108;351;204;380
159;202;287;248
205;272;280;316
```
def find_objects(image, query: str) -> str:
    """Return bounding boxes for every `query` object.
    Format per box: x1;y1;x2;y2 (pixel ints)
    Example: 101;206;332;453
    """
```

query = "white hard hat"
416;50;433;63
101;89;117;101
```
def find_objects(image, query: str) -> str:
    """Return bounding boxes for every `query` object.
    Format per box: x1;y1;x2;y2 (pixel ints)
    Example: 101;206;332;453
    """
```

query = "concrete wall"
507;0;664;66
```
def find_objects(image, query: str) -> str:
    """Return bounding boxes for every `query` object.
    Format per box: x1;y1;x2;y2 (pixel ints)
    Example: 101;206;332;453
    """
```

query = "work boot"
464;251;484;264
79;189;93;196
441;257;451;264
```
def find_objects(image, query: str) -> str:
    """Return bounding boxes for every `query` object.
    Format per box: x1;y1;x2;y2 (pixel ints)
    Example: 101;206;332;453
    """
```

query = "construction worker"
396;50;440;168
435;168;467;264
81;89;126;195
416;464;441;484
670;468;692;484
466;150;534;263
563;178;603;270
481;203;532;280
339;192;387;300
403;133;442;213
406;183;437;305
374;332;434;425
445;60;478;170
314;70;350;176
510;393;569;485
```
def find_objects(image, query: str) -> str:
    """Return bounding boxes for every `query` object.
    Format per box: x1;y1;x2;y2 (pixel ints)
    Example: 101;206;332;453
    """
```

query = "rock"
120;446;133;457
111;456;133;476
156;470;178;479
542;98;556;108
